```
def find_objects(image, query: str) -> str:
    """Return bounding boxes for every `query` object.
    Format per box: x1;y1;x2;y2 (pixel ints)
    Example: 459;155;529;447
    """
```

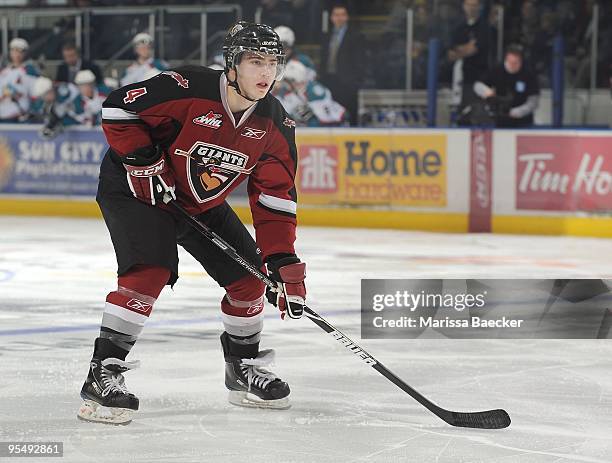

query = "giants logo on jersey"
123;87;147;104
193;111;222;129
175;141;253;203
161;71;189;88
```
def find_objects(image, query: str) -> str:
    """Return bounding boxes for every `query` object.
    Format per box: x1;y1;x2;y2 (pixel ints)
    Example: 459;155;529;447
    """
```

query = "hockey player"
273;25;317;82
0;38;39;122
274;60;347;127
72;69;109;126
120;33;168;87
77;21;307;424
30;77;81;138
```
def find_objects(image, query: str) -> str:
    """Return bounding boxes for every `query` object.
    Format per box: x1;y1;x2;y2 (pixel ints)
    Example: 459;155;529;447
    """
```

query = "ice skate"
77;357;140;425
225;349;291;410
221;332;290;409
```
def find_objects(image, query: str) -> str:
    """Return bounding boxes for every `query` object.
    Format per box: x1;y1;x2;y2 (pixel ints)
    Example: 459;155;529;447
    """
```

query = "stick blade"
446;409;511;429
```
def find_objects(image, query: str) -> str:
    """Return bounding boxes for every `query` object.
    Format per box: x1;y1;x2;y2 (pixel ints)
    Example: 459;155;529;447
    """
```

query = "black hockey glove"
123;145;176;206
265;253;306;320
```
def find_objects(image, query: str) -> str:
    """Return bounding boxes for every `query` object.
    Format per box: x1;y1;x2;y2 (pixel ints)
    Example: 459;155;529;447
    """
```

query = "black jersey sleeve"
101;68;220;158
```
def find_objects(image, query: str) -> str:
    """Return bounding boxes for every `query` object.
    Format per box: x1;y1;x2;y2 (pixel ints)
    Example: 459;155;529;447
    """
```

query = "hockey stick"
165;196;511;429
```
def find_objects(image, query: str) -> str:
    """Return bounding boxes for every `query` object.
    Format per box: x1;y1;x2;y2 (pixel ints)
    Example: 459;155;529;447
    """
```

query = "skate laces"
240;349;278;391
97;358;140;397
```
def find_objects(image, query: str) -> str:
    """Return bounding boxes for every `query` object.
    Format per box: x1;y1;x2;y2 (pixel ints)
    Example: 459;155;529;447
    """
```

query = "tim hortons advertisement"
295;132;447;207
516;135;612;211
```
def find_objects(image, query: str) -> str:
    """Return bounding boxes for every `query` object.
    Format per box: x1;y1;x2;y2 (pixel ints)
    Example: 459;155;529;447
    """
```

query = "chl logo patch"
193;111;222;129
123;87;147;104
175;141;252;203
161;71;189;88
240;127;266;140
126;298;152;314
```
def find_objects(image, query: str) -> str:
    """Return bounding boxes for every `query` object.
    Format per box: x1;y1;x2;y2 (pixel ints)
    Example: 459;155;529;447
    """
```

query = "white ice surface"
0;216;611;463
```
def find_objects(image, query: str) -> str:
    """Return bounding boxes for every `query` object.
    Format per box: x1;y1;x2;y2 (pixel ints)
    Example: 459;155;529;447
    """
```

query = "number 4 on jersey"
123;87;147;104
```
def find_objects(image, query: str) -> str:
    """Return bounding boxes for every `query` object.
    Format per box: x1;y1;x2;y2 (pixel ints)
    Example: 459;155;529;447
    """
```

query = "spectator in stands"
288;0;322;43
56;42;103;85
254;0;295;30
509;0;539;53
30;76;80;138
273;60;347;127
448;0;491;112
274;25;316;81
319;2;365;126
473;45;539;127
120;32;168;87
0;38;39;123
73;69;108;126
412;1;432;89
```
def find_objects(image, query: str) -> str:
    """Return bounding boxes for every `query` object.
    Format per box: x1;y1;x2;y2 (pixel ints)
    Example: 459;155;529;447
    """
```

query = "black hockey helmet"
223;21;286;81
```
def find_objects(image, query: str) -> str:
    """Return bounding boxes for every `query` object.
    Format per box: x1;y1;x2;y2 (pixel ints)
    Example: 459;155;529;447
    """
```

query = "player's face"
504;53;522;74
236;52;278;99
330;7;349;29
463;0;481;20
79;83;94;98
63;48;79;65
9;48;25;65
135;43;152;60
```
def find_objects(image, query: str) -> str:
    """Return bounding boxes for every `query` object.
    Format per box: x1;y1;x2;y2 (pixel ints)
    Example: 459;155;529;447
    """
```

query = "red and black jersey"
101;66;298;259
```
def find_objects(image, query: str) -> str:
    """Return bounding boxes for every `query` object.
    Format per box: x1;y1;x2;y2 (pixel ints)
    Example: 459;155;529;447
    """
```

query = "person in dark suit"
319;3;365;126
56;42;103;85
447;0;492;118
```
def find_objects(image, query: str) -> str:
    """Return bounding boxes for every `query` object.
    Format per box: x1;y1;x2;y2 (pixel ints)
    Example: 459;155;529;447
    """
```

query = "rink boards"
0;125;610;237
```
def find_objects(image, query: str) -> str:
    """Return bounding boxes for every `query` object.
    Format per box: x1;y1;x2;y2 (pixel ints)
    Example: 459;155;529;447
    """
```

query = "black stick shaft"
167;198;510;429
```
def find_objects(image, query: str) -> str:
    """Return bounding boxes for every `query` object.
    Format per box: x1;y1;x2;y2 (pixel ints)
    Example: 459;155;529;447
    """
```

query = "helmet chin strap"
227;68;275;103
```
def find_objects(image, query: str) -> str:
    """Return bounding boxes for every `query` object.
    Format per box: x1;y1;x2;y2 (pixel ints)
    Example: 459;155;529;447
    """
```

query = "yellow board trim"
290;208;467;232
0;198;102;218
493;215;612;238
2;198;611;237
0;197;467;232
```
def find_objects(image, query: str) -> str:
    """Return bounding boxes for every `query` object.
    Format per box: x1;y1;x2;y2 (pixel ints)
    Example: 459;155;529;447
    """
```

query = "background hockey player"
273;59;347;127
273;25;317;82
120;32;168;87
30;76;80;137
72;69;109;126
78;21;307;424
0;38;39;123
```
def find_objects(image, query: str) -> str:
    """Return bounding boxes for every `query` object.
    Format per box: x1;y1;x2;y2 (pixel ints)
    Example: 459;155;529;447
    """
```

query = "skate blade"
77;400;134;425
228;391;291;410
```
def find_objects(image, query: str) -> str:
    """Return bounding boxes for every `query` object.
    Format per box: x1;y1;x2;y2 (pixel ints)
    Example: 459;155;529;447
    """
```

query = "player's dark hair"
62;41;80;53
329;2;350;14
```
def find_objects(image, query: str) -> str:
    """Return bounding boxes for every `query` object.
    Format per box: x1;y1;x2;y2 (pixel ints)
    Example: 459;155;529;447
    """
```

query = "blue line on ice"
0;309;358;336
0;269;15;283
